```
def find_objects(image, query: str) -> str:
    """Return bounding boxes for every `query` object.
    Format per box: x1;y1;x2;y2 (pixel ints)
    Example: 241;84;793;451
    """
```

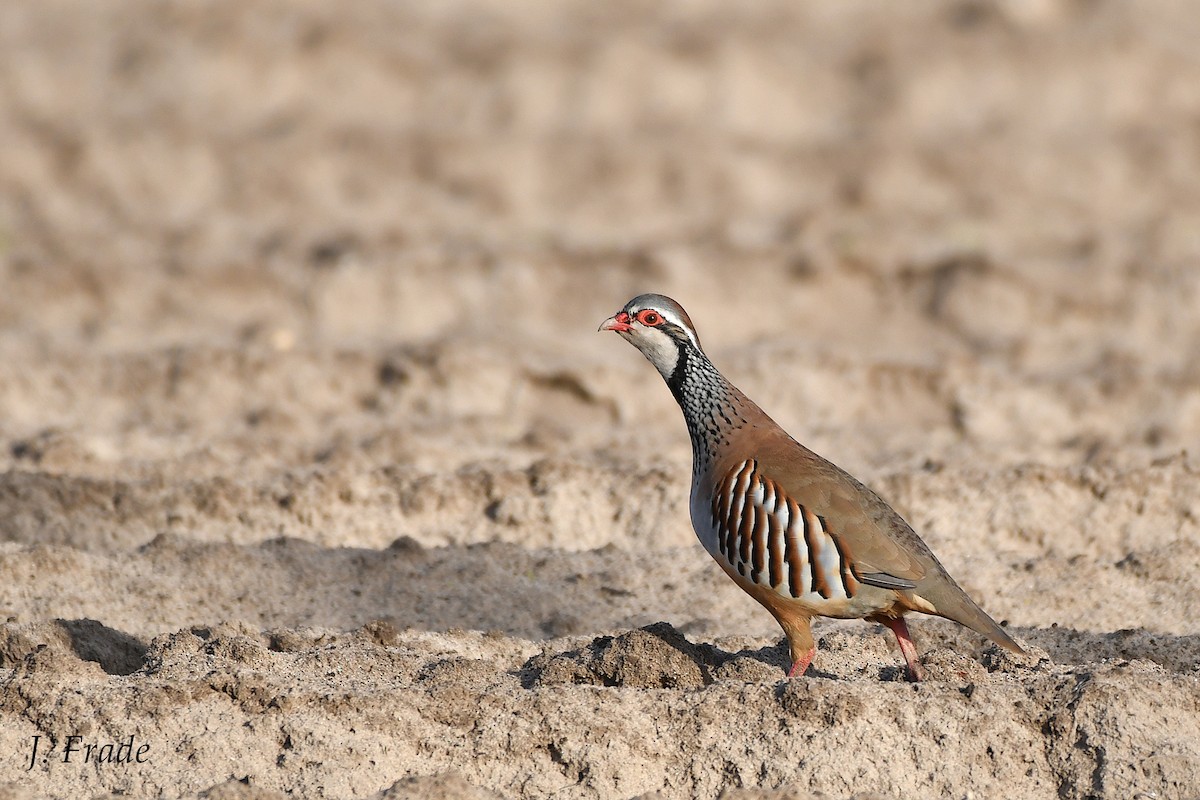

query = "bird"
599;293;1023;680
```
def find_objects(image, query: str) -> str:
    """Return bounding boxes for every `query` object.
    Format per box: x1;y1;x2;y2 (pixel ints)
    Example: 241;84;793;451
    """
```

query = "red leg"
882;617;923;682
787;647;815;678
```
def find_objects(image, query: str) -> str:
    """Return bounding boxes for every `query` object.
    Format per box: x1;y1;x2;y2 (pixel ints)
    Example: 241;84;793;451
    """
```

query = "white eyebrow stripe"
631;305;700;350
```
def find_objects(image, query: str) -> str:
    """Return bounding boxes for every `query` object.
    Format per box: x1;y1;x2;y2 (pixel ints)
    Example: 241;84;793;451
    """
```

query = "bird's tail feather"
923;584;1025;654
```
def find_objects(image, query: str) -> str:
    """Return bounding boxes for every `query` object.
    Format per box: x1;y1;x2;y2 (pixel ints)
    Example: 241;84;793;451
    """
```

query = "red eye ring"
637;310;663;326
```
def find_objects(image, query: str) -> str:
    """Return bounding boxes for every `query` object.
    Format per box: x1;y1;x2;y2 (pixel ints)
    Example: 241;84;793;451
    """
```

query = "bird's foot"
881;616;923;682
786;647;815;678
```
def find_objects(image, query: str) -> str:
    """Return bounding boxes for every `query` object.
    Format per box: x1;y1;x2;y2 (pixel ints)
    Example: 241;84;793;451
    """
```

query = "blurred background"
0;0;1198;547
4;8;1200;796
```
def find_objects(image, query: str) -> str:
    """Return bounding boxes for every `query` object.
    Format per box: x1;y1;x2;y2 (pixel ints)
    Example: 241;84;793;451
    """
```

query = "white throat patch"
624;303;700;379
634;327;682;379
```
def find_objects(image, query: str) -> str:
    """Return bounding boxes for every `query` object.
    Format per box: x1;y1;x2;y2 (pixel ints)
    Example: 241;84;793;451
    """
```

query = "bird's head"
598;293;703;380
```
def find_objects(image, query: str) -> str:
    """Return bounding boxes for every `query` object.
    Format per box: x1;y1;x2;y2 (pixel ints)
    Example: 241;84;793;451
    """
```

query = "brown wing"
753;437;1024;653
754;441;930;586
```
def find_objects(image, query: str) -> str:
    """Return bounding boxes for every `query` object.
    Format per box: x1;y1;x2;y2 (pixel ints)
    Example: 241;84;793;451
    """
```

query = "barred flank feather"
711;460;859;603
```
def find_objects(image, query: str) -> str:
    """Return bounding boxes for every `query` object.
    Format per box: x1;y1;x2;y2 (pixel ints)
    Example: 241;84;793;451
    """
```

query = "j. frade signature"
26;734;150;771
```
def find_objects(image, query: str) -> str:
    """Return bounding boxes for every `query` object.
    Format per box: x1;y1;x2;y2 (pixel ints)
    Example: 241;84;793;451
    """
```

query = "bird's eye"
637;310;663;326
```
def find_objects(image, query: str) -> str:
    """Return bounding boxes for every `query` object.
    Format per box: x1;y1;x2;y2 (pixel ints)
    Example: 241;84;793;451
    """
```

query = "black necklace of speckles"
667;341;748;473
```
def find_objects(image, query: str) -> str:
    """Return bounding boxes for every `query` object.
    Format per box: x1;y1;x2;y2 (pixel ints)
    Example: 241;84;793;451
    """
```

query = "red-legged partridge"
600;293;1023;680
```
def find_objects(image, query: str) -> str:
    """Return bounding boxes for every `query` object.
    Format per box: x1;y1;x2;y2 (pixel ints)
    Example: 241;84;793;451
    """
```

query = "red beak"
598;311;633;333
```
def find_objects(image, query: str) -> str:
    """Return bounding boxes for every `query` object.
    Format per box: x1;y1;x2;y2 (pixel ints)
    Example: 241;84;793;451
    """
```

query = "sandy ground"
2;1;1200;798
